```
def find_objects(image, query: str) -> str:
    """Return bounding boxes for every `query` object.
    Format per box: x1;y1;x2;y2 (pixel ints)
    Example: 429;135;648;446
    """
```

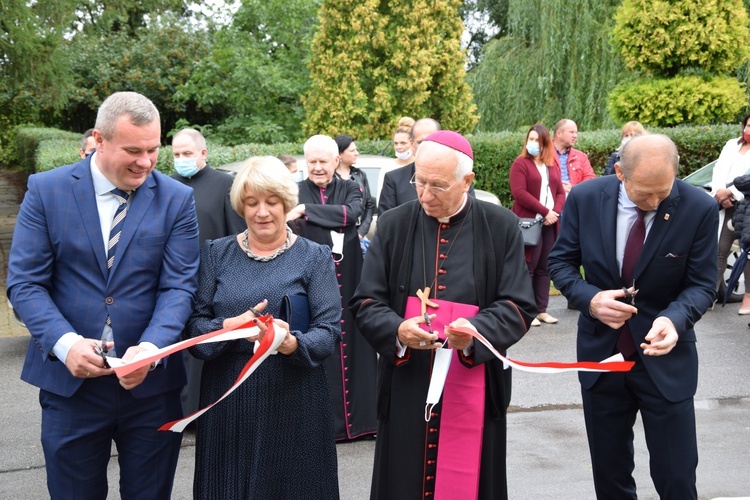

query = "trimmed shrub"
608;76;746;127
14;127;80;172
35;140;83;172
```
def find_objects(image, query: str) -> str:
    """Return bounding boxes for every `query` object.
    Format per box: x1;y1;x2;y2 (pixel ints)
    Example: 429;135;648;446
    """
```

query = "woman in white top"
710;112;750;312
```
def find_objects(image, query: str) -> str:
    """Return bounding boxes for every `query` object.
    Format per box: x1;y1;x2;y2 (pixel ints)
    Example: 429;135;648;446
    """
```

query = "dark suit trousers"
39;376;183;500
581;361;697;500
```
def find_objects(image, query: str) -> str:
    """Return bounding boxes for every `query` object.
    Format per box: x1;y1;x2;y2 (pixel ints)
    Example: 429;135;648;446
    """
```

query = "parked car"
217;154;501;239
682;160;715;192
683;159;744;302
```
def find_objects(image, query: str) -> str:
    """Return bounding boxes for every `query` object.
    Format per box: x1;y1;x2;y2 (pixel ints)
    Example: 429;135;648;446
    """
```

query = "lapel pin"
664;214;670;221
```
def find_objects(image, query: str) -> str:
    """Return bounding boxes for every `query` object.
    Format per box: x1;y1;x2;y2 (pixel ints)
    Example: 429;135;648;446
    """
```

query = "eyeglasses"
410;174;462;195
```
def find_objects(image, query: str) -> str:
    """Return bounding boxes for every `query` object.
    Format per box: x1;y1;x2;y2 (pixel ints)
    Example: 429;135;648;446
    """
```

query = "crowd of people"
7;90;741;499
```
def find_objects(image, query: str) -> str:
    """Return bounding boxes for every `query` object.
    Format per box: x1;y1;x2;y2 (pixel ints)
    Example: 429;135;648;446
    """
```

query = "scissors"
93;334;110;369
622;280;639;307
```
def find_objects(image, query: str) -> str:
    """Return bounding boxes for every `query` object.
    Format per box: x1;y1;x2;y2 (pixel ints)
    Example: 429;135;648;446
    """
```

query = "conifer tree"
304;0;477;138
608;0;749;127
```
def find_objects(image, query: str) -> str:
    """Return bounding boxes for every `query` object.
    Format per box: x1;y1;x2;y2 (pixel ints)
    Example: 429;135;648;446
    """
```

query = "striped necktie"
107;188;130;271
104;188;130;343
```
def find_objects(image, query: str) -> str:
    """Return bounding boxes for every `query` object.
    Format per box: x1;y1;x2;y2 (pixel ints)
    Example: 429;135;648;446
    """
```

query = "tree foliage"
467;0;624;132
461;0;509;67
304;0;477;139
60;12;211;136
175;0;321;144
608;75;746;127
611;0;750;77
609;0;749;127
0;0;77;123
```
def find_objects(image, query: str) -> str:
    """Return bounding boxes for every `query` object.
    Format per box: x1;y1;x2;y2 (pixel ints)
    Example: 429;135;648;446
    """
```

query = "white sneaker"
531;318;541;327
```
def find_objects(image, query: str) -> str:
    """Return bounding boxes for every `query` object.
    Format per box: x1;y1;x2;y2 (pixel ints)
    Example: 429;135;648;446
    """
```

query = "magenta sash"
405;297;485;500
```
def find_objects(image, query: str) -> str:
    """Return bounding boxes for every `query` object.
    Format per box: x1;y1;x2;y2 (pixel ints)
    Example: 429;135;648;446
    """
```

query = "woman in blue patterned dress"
185;156;341;499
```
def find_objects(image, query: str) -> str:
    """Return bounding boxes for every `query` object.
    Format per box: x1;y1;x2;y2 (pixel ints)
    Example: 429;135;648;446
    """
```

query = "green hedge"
14;124;742;207
14;127;80;172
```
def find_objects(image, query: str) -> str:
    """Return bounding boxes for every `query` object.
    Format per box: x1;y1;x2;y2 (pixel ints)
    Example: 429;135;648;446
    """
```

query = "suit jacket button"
105;296;114;304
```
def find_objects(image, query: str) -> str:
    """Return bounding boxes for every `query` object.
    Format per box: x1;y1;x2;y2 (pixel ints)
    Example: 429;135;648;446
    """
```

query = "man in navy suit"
7;91;200;499
549;134;717;499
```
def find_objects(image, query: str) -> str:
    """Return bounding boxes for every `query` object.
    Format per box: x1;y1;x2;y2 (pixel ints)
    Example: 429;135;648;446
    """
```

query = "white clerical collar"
437;193;468;223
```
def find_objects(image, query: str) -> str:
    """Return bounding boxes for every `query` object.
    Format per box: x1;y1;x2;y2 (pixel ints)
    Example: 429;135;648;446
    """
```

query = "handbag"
518;217;543;247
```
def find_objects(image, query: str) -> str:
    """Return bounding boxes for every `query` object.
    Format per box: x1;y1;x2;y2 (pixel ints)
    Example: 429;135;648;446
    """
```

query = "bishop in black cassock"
351;131;536;500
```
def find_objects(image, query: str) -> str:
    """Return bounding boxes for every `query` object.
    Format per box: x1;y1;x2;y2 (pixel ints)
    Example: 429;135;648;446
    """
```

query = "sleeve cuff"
52;332;84;365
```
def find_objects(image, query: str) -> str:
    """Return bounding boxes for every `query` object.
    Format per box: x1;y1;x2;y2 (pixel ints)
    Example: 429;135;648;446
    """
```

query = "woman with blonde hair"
393;116;415;167
604;121;647;175
186;156;341;498
377;117;415;197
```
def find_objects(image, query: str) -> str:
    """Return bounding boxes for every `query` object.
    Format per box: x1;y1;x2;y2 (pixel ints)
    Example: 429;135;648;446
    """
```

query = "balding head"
615;134;677;211
553;119;578;150
411;118;441;154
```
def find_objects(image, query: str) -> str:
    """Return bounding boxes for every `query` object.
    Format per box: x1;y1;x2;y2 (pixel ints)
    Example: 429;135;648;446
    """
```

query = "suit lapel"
107;174;156;279
634;181;679;280
600;178;621;284
72;162;109;279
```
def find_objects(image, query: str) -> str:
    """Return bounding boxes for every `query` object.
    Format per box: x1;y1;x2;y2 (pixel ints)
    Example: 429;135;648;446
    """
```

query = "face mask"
620;137;631;149
743;132;750;144
526;142;540;157
395;150;412;161
174;157;199;178
291;170;305;183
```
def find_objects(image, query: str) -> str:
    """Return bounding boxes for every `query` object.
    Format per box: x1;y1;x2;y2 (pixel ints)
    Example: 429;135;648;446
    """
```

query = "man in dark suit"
378;118;440;216
549;134;718;499
379;118;476;216
7;91;200;498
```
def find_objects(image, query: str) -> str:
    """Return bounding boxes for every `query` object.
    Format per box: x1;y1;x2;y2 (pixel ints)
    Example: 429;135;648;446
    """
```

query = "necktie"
104;189;130;350
107;188;130;271
618;207;646;358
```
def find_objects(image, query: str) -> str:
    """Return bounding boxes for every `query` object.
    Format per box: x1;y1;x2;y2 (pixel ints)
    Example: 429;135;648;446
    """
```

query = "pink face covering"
743;132;750;143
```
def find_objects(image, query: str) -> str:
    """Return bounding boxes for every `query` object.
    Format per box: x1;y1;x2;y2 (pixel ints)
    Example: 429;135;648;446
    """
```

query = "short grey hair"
303;134;338;159
95;92;160;140
230;156;299;215
173;128;207;150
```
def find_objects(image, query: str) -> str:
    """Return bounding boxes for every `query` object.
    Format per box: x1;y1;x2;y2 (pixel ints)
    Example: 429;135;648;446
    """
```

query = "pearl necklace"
241;226;293;262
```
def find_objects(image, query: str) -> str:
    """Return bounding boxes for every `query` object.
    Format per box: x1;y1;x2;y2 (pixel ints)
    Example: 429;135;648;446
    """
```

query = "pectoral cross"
416;287;438;315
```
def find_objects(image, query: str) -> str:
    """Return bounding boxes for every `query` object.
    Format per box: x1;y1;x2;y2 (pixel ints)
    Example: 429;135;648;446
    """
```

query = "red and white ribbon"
108;316;285;432
110;318;267;377
159;320;285;432
451;325;635;373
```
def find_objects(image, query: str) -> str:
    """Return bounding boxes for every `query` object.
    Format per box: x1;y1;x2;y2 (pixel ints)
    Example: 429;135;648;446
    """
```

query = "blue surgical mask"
291;170;305;183
174;157;199;178
526;142;540;157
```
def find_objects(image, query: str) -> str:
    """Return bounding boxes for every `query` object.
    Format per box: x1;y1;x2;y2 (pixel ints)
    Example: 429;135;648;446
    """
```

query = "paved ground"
1;170;748;499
